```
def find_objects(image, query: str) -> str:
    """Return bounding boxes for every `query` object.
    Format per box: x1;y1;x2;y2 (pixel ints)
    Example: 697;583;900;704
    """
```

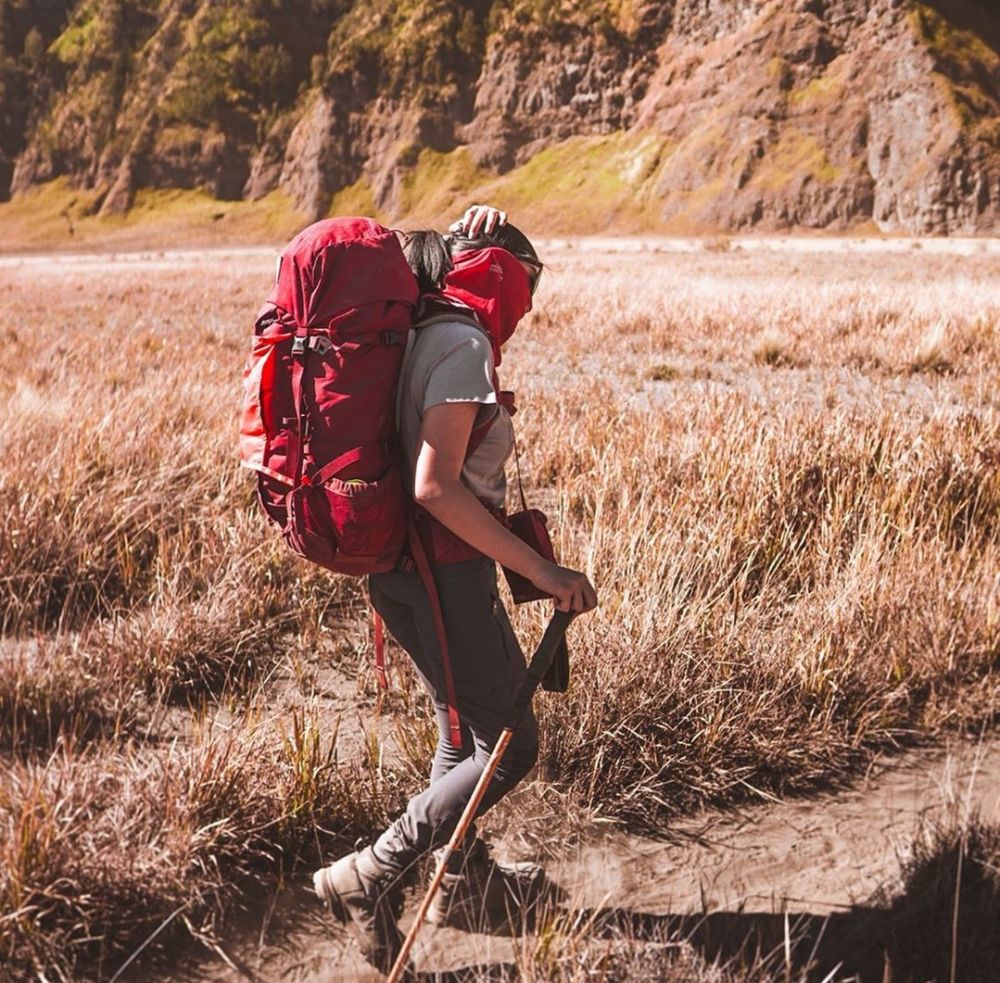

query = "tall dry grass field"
0;242;997;980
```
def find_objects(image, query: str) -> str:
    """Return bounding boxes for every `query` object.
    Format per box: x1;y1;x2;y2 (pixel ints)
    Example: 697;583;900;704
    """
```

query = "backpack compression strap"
408;521;464;750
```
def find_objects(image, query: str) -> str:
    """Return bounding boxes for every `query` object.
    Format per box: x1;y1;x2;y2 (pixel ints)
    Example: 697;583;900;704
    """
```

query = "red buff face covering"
440;247;533;367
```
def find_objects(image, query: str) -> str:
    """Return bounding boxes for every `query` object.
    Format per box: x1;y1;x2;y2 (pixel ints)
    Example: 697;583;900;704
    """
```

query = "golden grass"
0;242;997;977
0;711;406;978
0;180;306;254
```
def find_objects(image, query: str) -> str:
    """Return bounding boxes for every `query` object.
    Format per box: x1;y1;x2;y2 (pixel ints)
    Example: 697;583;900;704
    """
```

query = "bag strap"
309;441;391;486
373;610;388;690
511;434;529;514
408;520;464;750
290;324;311;484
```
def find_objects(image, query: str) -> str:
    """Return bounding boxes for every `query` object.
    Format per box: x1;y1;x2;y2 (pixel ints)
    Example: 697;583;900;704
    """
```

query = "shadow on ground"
412;896;992;983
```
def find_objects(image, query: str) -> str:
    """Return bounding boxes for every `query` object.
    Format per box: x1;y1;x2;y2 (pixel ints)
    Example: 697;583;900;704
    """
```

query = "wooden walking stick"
385;609;575;983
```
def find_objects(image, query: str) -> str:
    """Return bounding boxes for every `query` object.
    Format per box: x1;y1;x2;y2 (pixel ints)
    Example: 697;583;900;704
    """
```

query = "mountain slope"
0;0;997;234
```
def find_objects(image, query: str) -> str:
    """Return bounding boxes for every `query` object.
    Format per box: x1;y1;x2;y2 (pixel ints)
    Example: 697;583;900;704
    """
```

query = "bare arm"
414;402;598;613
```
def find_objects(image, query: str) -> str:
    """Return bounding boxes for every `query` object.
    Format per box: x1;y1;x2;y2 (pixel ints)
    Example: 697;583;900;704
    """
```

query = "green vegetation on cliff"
912;1;1000;145
326;0;486;104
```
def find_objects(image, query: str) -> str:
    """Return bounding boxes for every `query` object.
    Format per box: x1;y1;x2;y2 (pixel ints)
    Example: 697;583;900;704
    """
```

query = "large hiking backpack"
239;217;418;574
240;217;467;747
238;217;560;746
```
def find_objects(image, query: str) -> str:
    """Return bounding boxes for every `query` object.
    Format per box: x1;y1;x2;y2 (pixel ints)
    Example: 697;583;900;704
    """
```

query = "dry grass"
0;242;997;977
0;711;406;979
503;245;1000;823
515;387;998;821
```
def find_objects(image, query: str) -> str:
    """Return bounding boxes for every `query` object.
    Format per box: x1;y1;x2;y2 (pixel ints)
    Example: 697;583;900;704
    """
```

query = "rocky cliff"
1;0;997;234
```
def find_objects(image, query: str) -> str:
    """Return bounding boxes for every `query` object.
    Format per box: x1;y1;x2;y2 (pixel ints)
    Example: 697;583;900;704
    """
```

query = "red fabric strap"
309;442;386;486
498;389;517;415
465;372;516;458
373;610;388;690
408;521;464;750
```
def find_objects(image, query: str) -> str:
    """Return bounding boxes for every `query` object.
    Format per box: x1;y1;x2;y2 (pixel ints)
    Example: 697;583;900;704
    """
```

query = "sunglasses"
518;256;543;296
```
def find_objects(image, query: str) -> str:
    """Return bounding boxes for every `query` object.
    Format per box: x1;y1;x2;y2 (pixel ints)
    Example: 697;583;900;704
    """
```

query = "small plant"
645;362;678;381
909;320;955;374
704;234;733;253
752;328;797;367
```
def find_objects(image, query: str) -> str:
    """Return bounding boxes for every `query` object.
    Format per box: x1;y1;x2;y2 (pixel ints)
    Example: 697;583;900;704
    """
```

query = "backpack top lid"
265;217;419;331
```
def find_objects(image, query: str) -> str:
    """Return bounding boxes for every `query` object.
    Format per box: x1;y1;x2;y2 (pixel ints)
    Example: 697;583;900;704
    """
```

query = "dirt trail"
155;736;1000;982
556;737;1000;919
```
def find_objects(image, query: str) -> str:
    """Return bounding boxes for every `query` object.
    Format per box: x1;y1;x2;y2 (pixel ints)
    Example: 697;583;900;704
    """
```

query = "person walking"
312;206;598;973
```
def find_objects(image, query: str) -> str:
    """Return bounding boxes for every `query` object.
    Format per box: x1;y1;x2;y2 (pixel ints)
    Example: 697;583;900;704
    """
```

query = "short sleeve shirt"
397;318;513;510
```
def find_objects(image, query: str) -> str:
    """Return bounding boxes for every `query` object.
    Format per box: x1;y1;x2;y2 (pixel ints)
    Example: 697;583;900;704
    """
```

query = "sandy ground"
143;735;1000;983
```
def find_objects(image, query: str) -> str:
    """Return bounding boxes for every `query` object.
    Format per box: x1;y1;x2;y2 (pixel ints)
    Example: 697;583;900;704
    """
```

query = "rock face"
1;0;997;234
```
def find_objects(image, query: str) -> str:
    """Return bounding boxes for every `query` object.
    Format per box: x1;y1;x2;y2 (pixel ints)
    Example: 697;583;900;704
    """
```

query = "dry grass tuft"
645;361;680;381
908;319;956;374
751;327;800;366
0;711;407;980
0;637;132;752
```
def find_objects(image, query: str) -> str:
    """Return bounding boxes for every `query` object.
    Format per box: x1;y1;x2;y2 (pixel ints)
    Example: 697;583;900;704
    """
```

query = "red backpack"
240;217;477;744
239;217;418;575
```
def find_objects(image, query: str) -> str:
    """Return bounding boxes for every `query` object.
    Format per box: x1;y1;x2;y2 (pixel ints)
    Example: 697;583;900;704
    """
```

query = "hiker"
312;205;598;971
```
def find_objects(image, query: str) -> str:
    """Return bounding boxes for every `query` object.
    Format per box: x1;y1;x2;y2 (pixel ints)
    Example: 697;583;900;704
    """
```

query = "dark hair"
404;222;543;295
449;221;540;267
404;230;453;294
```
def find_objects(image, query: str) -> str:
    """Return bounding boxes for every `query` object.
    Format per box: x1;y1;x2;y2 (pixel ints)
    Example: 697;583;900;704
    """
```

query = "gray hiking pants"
367;557;539;875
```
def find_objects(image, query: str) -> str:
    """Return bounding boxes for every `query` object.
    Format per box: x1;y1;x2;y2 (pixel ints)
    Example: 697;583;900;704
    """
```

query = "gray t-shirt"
398;317;513;510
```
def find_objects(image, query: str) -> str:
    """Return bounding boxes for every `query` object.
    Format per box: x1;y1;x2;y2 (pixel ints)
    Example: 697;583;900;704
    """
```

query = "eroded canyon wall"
1;0;996;233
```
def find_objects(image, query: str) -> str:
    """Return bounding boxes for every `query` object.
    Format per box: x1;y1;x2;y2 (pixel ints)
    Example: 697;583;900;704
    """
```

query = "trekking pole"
385;609;575;983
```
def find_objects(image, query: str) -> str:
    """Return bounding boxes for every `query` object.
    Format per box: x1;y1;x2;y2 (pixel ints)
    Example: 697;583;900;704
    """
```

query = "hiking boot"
425;838;546;929
313;847;405;974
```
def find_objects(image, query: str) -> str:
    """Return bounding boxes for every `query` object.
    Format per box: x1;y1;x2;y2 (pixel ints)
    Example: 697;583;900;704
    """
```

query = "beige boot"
313;847;405;974
425;838;545;929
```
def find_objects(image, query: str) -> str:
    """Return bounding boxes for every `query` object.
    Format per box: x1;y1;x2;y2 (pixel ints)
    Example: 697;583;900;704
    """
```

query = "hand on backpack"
449;204;507;238
533;562;598;614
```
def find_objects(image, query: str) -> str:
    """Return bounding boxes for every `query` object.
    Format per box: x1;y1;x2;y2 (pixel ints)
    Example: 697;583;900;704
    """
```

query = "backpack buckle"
291;334;332;356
